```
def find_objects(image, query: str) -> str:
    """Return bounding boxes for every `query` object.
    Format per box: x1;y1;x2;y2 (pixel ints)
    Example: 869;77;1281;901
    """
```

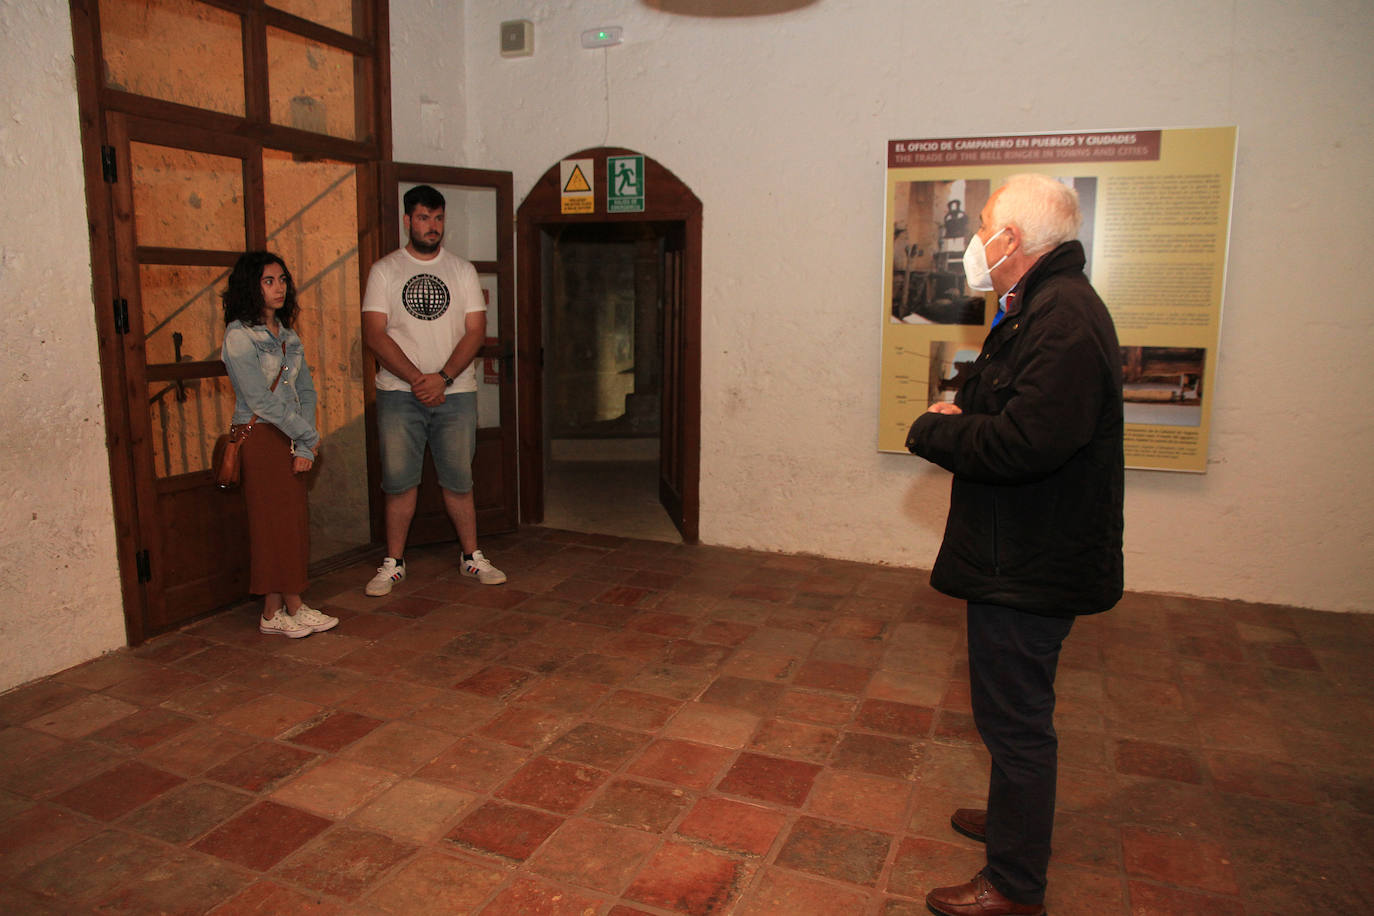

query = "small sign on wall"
607;155;645;212
560;159;594;214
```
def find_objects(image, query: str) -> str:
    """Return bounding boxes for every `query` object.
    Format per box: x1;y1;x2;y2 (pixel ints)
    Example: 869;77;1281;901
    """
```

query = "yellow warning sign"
560;158;594;214
563;164;591;193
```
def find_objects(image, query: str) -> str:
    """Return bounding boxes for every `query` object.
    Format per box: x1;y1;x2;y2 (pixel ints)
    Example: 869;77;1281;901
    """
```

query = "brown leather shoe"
951;807;987;842
925;871;1044;916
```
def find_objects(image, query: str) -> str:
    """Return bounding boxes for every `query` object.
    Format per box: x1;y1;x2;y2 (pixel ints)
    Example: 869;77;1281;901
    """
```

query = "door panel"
377;164;518;545
660;227;686;533
108;112;259;634
262;149;371;563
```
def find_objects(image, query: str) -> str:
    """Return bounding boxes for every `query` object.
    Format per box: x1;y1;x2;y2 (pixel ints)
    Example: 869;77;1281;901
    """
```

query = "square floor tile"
734;867;873;916
528;818;659;893
339;720;456;774
748;718;839;763
496;756;609;814
283;710;384;753
414;736;530;792
627;739;735;791
204;740;319;793
275;825;416;900
584;778;692;832
363;851;506;914
479;874;606;916
445;801;563;861
624;840;752;916
717;752;821;807
774;816;891;886
676;797;788;856
51;760;184;821
546;722;649;769
18;830;165;902
830;732;922;780
807;769;912;833
271;758;399;819
122;781;254;844
1121;825;1240;894
350;778;476;844
192;800;332;871
664;702;759;748
26;693;140;739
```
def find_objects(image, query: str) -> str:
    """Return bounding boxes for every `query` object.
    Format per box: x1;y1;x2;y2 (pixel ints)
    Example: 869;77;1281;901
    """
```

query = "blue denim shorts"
376;389;476;494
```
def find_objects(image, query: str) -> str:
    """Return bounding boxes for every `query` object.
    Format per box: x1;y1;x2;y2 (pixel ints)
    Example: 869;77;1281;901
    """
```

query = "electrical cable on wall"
601;47;611;146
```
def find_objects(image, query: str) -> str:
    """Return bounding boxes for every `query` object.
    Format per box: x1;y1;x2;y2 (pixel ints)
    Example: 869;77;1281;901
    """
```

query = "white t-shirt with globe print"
362;246;486;393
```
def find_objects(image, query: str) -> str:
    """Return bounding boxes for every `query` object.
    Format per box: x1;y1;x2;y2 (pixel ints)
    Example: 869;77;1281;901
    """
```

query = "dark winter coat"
906;241;1123;616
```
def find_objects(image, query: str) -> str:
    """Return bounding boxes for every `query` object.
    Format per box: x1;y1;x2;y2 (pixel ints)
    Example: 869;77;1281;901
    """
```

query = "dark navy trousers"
967;602;1075;905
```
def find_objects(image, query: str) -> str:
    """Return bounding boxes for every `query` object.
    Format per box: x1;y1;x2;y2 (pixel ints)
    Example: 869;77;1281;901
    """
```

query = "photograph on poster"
890;176;1097;325
1121;345;1206;427
927;340;982;406
891;179;989;325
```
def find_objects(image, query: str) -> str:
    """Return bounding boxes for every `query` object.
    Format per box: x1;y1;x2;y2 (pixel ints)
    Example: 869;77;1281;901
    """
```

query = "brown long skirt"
240;423;309;595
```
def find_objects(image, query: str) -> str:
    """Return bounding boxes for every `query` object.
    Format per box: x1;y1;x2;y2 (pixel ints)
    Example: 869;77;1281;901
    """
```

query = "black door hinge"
113;298;130;334
135;549;152;583
101;145;117;183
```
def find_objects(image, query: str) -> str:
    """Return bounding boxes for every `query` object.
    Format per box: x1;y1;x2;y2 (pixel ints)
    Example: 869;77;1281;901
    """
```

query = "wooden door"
375;163;519;544
105;112;260;634
659;223;694;541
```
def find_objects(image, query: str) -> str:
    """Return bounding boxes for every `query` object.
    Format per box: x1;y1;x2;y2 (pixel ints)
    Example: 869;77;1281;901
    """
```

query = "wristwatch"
438;369;454;386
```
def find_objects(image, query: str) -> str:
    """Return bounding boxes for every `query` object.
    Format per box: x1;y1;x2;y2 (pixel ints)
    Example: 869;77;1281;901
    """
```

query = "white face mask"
962;227;1009;292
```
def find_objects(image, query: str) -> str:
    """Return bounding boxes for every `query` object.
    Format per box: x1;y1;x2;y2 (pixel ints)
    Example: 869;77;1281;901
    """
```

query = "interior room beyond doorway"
542;223;680;542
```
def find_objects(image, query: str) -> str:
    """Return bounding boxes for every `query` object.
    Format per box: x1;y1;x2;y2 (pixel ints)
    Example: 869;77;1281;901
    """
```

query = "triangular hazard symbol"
563;165;591;193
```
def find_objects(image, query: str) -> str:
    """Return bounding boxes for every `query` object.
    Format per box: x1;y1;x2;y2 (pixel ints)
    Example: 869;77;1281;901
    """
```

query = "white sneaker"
293;605;338;633
366;557;405;596
461;549;507;585
260;609;311;638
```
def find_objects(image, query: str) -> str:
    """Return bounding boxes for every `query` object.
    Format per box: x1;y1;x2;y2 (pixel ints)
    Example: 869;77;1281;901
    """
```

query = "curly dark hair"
221;251;299;328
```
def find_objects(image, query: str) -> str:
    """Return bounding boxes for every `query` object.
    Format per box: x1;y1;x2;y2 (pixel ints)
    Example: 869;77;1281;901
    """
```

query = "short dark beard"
409;232;441;255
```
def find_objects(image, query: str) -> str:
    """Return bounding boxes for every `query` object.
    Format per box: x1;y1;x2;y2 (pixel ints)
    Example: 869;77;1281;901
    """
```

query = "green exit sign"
607;155;644;213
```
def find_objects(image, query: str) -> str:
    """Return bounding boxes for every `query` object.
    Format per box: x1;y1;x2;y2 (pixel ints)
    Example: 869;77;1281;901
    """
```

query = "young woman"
221;251;338;638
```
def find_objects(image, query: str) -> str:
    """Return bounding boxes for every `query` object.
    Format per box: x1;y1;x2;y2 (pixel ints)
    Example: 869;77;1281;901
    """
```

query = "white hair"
989;173;1082;256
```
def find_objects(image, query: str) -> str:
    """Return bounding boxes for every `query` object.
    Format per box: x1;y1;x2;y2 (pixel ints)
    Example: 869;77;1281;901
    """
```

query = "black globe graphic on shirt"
401;273;450;320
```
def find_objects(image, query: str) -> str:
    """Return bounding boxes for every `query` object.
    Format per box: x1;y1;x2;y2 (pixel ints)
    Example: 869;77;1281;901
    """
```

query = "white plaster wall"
437;0;1374;613
390;0;468;163
0;0;127;691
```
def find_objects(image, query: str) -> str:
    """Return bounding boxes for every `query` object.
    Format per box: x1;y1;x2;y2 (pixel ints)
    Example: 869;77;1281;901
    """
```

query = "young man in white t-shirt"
360;184;506;594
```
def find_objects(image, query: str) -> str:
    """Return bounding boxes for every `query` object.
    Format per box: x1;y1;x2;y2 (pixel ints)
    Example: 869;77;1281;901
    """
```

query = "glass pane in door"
147;375;236;478
396;183;498;262
267;28;362;141
140;265;230;365
100;0;245;116
263;150;368;562
130;144;245;251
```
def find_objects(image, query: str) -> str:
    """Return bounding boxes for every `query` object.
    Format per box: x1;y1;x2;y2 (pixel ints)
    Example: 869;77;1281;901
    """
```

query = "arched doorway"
516;148;701;542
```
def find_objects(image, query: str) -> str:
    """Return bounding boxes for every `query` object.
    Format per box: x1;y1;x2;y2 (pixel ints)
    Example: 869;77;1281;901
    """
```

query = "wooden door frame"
69;0;393;644
515;147;702;542
372;163;520;544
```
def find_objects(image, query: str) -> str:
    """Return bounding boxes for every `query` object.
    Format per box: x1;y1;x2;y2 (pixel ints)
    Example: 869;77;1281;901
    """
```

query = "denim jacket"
221;320;320;461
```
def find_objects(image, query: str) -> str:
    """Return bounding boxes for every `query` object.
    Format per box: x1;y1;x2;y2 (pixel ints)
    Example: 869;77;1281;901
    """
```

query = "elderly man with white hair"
907;172;1124;916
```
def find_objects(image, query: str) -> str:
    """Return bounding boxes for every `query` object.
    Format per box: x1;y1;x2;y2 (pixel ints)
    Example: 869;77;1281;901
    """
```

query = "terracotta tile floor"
2;527;1372;915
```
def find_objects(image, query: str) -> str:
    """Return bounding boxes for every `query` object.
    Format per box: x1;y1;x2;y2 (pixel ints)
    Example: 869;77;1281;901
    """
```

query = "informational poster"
877;127;1237;472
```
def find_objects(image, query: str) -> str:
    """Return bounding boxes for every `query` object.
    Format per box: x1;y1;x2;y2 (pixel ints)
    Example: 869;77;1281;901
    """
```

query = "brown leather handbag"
214;341;287;490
